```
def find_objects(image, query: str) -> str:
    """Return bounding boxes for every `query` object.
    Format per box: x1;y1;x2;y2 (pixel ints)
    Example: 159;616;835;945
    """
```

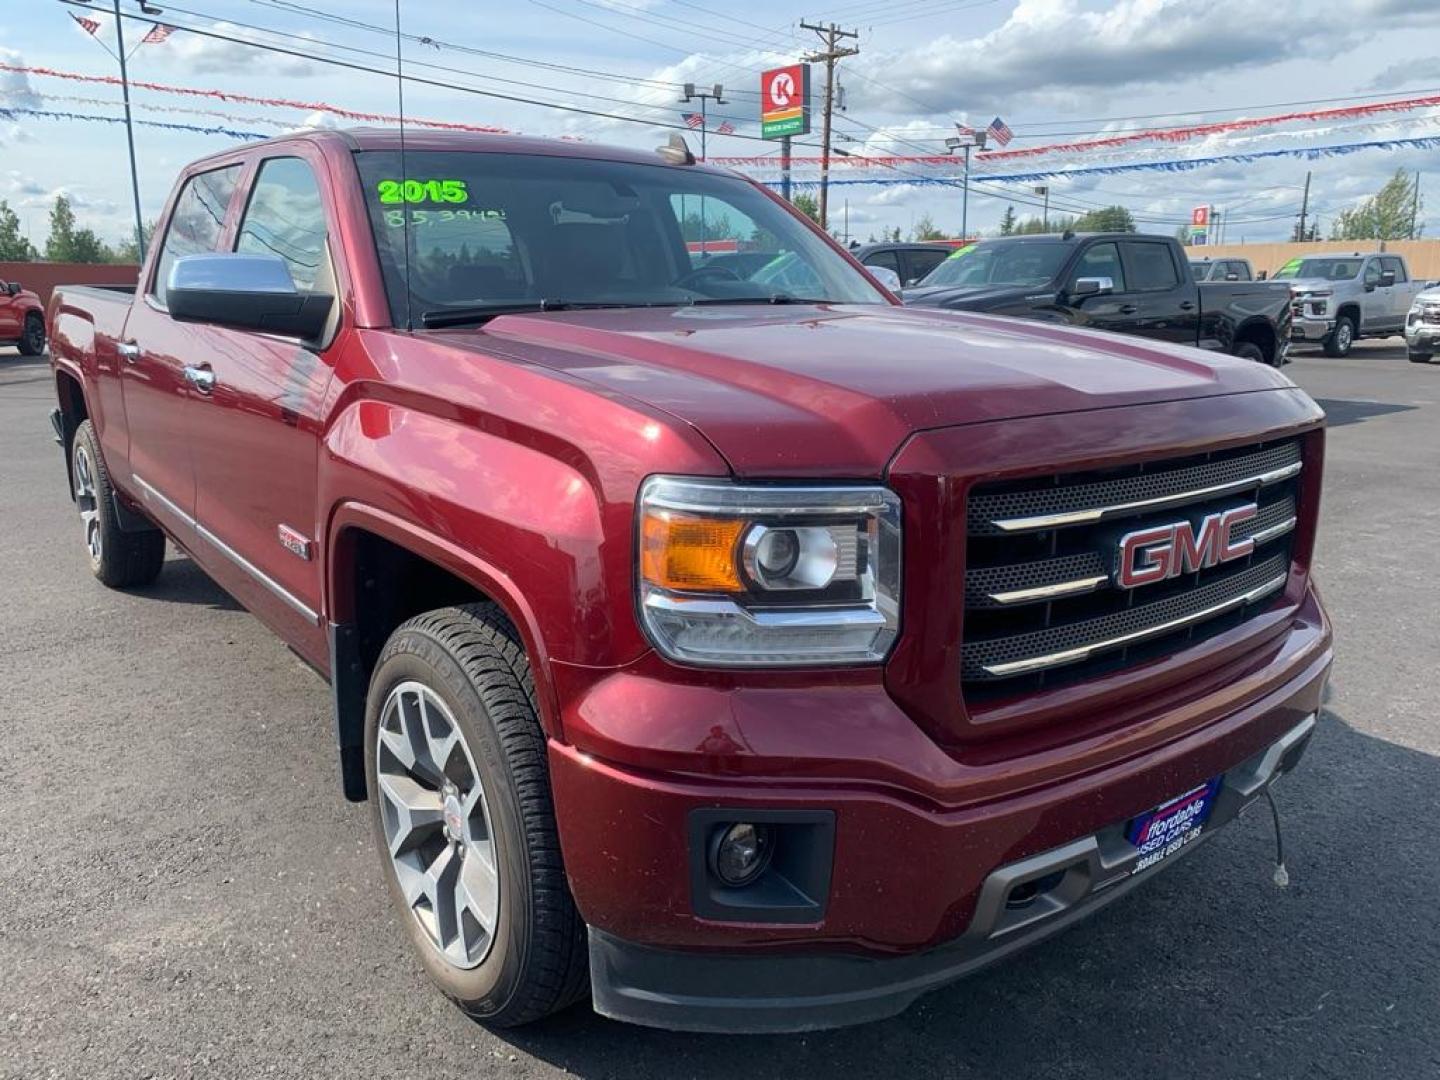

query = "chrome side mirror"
167;253;332;339
867;265;903;292
1071;276;1114;298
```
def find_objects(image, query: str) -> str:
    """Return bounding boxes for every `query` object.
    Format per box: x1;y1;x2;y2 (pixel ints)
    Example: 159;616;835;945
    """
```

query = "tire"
1409;351;1433;364
1233;342;1266;364
365;603;588;1027
1323;315;1355;357
17;313;45;356
70;420;166;588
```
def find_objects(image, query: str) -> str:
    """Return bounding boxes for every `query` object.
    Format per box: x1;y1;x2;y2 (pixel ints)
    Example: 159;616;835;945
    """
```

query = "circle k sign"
760;64;811;139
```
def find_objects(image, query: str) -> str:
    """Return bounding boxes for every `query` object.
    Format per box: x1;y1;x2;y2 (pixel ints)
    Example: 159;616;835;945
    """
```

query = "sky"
2;0;1439;251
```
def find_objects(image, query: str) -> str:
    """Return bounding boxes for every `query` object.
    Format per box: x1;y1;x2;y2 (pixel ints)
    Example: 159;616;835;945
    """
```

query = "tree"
114;218;159;264
1330;170;1422;241
791;193;820;224
1174;224;1193;245
999;205;1017;236
1071;205;1137;233
45;195;114;263
910;212;946;241
0;200;37;261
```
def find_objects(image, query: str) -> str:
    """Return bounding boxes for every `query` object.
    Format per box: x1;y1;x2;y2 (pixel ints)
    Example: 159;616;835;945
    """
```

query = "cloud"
0;47;42;108
851;0;1440;114
1367;56;1440;88
157;21;322;78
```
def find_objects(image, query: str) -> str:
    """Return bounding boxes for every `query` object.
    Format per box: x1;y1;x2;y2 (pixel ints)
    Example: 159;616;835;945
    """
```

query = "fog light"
711;822;773;886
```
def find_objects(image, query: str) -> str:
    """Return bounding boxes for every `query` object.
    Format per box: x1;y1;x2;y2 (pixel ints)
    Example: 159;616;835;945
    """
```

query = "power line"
53;0;780;141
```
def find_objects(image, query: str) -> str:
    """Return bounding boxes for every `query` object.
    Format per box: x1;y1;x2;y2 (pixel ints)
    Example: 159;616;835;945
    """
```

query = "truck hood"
900;283;1032;308
1283;277;1350;294
460;303;1297;477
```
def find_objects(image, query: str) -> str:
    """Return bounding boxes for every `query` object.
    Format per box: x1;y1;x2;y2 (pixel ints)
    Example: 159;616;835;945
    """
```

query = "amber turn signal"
641;511;744;592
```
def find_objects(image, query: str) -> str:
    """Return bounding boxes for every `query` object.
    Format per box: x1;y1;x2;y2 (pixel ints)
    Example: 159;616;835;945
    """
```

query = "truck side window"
1381;256;1406;283
236;157;329;293
1123;242;1180;292
1073;243;1125;292
152;165;243;307
865;251;901;276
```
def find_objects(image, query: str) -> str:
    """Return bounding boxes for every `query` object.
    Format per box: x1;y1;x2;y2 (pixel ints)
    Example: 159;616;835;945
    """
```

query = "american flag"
987;116;1013;147
716;120;735;136
954;122;976;137
142;23;177;45
681;112;704;129
70;13;102;35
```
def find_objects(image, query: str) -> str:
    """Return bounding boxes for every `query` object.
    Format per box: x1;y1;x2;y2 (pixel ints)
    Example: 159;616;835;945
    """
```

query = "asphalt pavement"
2;341;1437;1079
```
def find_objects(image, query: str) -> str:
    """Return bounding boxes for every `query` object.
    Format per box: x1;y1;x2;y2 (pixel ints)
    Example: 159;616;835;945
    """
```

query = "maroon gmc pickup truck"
47;130;1332;1033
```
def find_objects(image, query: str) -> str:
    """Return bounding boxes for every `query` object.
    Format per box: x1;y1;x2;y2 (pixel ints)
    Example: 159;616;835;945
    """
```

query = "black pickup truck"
903;232;1292;365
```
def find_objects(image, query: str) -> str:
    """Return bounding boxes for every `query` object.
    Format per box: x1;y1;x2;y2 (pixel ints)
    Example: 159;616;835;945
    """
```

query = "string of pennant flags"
2;60;1439;189
756;134;1440;191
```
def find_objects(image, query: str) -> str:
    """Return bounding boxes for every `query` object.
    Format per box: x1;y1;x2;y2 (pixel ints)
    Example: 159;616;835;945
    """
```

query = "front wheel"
365;603;588;1027
71;420;166;588
17;313;45;356
1233;342;1266;364
1409;351;1433;364
1323;316;1355;357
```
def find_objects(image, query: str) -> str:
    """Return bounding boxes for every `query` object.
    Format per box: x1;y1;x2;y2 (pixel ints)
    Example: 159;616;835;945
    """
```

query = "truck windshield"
353;150;884;326
1274;258;1363;281
917;241;1069;288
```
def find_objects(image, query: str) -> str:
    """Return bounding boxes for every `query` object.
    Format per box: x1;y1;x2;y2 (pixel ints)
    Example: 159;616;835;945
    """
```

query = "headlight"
637;476;902;666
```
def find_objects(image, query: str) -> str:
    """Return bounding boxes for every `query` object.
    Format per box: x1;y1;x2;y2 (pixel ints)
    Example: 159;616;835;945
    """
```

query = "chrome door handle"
183;365;216;394
117;341;141;364
1119;304;1138;315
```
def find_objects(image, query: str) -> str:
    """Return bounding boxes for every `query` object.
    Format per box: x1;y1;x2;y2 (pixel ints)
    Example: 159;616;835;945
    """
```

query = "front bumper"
1405;323;1439;352
588;711;1317;1032
549;582;1331;1030
1290;314;1335;341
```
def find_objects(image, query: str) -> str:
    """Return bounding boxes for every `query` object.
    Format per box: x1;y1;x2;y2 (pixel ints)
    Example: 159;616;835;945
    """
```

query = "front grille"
1423;306;1440;326
962;438;1303;699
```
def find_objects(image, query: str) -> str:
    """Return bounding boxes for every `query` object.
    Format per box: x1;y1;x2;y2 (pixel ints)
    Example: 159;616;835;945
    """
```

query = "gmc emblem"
1115;504;1258;589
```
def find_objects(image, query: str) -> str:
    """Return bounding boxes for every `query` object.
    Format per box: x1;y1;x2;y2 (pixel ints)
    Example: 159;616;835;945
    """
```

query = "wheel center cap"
443;795;465;840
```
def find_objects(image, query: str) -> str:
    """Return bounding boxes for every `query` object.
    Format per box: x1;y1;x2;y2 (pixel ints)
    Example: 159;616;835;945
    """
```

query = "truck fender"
323;500;564;801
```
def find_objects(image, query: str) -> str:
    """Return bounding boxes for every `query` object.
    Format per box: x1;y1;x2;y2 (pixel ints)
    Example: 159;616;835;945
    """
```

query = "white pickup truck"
1275;251;1425;356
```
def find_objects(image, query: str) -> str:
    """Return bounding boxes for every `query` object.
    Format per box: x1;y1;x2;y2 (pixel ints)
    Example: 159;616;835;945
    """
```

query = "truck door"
1117;239;1200;346
186;152;336;663
1380;257;1409;328
120;164;245;531
1063;241;1139;335
0;286;19;340
1360;259;1387;331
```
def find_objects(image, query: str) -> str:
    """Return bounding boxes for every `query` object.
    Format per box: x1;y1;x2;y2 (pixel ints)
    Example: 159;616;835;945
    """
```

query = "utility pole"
1035;184;1050;232
1410;171;1422;240
1296;170;1311;242
800;20;859;231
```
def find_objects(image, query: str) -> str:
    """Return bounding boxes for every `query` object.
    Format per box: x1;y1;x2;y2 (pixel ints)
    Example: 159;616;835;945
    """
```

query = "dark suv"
852;241;954;287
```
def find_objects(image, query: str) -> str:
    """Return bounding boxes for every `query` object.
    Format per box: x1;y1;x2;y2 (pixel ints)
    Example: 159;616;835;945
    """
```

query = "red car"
1;278;45;355
47;130;1332;1032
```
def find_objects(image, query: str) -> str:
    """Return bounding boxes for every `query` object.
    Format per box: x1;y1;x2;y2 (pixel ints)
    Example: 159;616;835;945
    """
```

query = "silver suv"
1275;252;1425;356
1405;285;1440;364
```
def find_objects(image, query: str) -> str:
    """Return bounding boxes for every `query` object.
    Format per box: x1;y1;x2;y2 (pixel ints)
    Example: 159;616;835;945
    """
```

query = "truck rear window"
353;150;883;326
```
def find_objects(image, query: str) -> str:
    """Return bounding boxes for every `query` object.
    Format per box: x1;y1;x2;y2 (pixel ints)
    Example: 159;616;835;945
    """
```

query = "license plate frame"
1127;778;1221;873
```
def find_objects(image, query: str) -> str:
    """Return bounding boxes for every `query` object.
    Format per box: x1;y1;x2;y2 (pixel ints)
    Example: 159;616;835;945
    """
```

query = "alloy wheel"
72;442;102;568
376;681;500;969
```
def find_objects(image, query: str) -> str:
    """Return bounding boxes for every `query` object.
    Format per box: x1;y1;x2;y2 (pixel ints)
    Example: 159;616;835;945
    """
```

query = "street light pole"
111;0;148;261
945;130;987;240
679;82;726;162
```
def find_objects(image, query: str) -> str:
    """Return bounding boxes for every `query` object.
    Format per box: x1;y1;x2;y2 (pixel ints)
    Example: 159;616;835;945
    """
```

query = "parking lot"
1;339;1437;1079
